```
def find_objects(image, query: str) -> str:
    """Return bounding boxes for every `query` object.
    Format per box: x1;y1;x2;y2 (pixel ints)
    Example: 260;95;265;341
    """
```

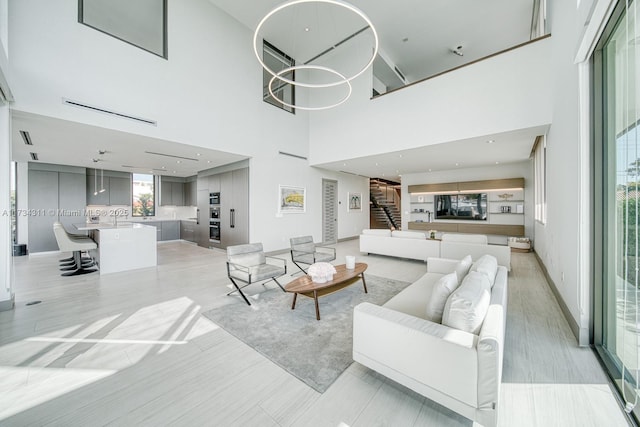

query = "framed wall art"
279;185;306;213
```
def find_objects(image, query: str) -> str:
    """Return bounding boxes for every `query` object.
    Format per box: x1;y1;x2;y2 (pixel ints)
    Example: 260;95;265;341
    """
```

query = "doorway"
322;179;338;243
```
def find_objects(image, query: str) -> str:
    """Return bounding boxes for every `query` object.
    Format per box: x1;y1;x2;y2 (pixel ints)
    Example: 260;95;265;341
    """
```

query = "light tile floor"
0;239;630;426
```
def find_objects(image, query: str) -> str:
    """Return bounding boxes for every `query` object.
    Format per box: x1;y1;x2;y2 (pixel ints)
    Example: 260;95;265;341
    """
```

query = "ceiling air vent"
144;151;199;161
278;151;307;160
62;98;157;126
30;152;39;161
20;130;33;145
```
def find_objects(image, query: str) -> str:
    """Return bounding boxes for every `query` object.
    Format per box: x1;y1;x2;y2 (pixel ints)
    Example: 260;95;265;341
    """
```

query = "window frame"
78;0;168;59
262;40;295;114
131;173;156;217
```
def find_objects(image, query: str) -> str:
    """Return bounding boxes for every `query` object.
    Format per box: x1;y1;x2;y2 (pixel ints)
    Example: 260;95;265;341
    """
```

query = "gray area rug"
201;274;410;393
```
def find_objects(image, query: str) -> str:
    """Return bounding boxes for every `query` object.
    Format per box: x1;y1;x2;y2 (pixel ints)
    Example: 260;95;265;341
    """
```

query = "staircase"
369;179;402;229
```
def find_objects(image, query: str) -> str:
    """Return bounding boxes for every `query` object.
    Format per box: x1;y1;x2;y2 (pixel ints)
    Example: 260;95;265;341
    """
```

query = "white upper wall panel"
308;37;553;166
8;0;309;158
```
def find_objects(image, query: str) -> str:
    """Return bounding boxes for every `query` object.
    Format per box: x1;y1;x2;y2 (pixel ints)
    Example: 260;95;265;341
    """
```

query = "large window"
263;40;295;114
132;173;155;217
595;0;640;422
534;135;547;224
79;0;168;58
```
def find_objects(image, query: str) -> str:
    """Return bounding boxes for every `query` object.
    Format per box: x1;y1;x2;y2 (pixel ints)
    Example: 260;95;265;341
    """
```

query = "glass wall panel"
598;0;640;421
79;0;167;58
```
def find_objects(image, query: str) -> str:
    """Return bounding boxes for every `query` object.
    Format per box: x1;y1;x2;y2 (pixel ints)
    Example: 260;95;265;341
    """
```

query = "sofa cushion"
362;229;392;237
442;271;492;335
425;272;459;323
391;230;426;239
470;254;499;286
383;272;441;319
441;234;488;244
454;255;473;285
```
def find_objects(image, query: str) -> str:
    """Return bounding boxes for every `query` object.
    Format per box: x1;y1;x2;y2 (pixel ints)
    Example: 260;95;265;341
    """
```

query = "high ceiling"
209;0;535;82
11;0;540;180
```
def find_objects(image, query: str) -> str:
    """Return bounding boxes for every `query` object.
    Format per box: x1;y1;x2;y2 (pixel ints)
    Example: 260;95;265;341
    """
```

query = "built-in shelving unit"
407;177;525;236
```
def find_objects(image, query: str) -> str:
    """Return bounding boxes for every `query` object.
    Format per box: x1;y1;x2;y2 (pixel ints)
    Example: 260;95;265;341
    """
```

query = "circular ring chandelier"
253;0;379;89
268;65;353;111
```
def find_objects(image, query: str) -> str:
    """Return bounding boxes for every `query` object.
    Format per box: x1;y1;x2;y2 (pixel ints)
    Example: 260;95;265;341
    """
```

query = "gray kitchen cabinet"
180;220;196;242
58;172;87;231
108;177;131;205
171;183;184;206
220;168;249;248
28;170;60;252
86;172;131;206
183;181;197;206
208;174;221;193
161;220;180;240
160;177;185;206
196;189;210;247
28;167;87;253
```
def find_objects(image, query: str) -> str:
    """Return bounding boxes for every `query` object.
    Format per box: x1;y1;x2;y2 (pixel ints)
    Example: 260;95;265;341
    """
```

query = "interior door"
322;179;338;244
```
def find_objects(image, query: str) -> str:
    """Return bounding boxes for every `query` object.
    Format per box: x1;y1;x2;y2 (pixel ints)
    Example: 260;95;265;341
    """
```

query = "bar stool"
53;223;98;276
54;222;92;265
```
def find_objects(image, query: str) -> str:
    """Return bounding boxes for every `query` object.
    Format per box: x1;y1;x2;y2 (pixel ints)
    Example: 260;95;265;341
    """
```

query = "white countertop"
74;222;156;231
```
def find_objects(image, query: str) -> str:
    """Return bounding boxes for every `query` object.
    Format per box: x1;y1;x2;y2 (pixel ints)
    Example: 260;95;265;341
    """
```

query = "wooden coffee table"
284;263;368;320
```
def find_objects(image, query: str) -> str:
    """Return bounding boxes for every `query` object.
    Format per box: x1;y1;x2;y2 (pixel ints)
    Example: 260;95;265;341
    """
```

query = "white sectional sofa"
440;233;511;270
353;256;507;427
358;229;440;262
359;229;511;270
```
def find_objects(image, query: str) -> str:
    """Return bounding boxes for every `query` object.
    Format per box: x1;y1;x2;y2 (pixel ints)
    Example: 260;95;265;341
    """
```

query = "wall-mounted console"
407;177;525;237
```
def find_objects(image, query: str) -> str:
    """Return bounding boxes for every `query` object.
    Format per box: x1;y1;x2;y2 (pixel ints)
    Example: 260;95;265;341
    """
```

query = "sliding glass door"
596;0;640;421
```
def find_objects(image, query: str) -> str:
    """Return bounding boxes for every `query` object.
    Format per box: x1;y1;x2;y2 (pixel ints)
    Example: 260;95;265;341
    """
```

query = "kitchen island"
75;223;157;275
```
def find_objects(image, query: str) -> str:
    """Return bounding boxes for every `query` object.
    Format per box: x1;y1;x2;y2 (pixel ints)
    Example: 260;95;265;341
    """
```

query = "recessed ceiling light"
176;160;181;164
161;166;166;169
173;170;176;173
375;163;379;166
398;174;402;177
207;160;211;164
304;27;310;32
495;161;500;164
428;168;432;172
196;153;201;156
487;140;495;144
399;154;403;158
455;163;459;166
343;163;347;166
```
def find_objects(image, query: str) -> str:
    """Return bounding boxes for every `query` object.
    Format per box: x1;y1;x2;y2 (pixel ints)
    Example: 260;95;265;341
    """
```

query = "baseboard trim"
337;235;359;243
0;295;15;312
533;250;588;346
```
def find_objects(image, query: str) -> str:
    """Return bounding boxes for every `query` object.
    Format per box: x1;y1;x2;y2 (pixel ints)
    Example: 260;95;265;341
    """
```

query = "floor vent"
30;152;39;161
278;151;307;160
62;98;157;126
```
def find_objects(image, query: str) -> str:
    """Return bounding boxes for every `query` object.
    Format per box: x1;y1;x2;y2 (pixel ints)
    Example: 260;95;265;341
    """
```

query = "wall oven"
209;192;220;205
209;223;220;242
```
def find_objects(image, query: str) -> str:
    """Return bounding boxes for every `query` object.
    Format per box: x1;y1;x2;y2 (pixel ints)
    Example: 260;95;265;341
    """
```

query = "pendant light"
99;169;106;193
93;168;98;196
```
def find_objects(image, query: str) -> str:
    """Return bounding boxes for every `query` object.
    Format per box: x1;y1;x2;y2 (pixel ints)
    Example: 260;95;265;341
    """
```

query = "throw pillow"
470;254;498;287
442;271;492;335
425;272;459;323
454;255;473;285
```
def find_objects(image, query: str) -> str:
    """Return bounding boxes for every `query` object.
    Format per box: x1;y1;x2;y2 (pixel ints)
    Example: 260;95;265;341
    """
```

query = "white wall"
0;0;11;309
308;37;553;166
8;0;369;253
402;161;534;241
533;0;612;345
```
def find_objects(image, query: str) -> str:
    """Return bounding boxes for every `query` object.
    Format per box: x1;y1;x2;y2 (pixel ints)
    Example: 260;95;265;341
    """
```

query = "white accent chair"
289;235;336;275
226;243;287;305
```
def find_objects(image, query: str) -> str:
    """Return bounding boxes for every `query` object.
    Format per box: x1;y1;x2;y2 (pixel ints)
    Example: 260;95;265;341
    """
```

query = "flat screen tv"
435;193;487;220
